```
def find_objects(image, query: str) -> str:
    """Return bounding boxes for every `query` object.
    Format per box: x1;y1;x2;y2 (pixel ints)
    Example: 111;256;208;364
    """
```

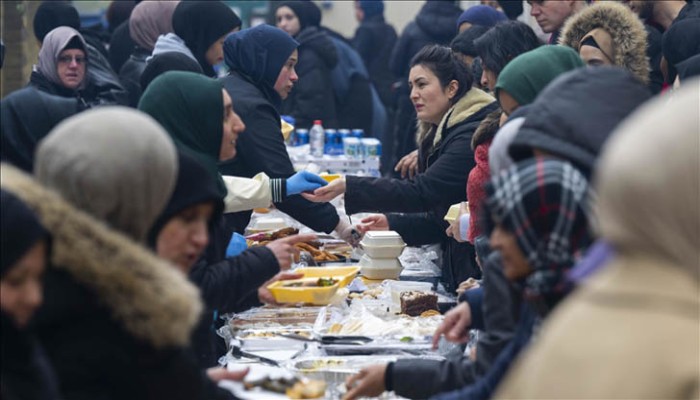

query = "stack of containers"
358;231;406;279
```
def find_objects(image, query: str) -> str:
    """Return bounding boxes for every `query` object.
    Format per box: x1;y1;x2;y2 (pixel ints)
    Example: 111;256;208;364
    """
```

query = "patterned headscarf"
485;158;594;303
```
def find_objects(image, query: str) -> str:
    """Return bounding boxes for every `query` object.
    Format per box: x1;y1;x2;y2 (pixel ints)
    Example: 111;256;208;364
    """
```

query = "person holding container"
304;44;499;292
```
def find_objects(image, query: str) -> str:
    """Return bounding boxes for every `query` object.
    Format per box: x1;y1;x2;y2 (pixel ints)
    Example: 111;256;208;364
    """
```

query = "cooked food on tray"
243;375;326;399
282;277;339;288
400;291;439;317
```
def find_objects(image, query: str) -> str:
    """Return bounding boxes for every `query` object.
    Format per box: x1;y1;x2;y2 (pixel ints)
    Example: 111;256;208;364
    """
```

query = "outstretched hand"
357;214;390;233
301;178;346;202
265;233;317;270
286;171;328;196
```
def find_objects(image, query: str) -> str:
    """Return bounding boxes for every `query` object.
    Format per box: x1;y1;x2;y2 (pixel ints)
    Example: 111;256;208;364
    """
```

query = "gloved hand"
226;233;248;258
286;171;328;196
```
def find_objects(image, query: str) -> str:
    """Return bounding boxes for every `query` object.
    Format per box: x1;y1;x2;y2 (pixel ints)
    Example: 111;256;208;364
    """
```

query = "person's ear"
447;80;459;100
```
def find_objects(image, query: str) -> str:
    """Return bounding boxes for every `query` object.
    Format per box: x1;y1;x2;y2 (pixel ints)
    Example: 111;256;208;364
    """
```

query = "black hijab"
148;151;224;246
223;24;298;106
140;52;204;91
172;0;242;77
0;189;48;276
33;1;81;42
1;87;80;172
277;1;319;32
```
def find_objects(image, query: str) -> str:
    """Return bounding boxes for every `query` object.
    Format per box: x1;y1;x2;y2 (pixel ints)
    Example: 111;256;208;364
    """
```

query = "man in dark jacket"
220;25;356;242
389;0;462;171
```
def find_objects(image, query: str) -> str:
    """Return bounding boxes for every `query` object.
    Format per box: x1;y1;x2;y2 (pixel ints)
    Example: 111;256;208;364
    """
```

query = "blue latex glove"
226;233;248;258
286;171;328;196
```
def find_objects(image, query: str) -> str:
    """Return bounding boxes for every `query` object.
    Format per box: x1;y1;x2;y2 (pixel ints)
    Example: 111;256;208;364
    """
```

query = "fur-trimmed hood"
0;164;203;349
559;1;650;84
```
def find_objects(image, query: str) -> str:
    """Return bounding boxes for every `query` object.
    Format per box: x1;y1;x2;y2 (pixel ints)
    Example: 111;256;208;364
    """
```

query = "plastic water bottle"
310;120;325;157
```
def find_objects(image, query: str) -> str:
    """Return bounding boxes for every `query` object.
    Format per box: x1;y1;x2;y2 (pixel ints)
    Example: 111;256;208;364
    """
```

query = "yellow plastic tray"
294;266;360;288
267;278;340;305
319;173;342;183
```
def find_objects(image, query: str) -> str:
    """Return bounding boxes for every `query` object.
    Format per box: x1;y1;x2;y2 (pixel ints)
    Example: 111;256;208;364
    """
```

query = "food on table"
419;309;441;317
296;359;347;372
237;329;312;339
282;277;339;288
243;376;326;399
293;242;341;262
400;291;439;317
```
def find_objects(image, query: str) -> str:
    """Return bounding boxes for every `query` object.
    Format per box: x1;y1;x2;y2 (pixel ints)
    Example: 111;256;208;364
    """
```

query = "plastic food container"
294;266;360;288
319;173;341;183
444;203;464;223
359;243;406;258
361;231;405;247
359;255;403;280
267;278;340;305
253;217;286;231
389;281;433;305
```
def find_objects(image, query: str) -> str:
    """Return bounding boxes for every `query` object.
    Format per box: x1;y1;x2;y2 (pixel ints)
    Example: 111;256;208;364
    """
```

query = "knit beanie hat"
456;5;507;29
495;45;584;106
358;0;384;18
33;1;80;42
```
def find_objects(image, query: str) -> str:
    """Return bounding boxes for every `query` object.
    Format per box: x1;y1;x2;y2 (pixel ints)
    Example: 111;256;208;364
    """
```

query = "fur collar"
416;87;495;149
559;2;650;84
0;164;203;348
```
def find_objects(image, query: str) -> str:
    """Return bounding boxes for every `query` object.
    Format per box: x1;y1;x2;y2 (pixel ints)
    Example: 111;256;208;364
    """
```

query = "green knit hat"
495;46;584;106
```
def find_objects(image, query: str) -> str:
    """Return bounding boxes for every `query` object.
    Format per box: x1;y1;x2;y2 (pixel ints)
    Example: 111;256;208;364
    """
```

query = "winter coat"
108;21;134;73
189;216;280;368
467;142;490;243
559;1;650;85
508;67;652;178
344;88;498;291
0;313;60;400
29;43;129;107
1;87;80;172
391;252;521;399
353;14;397;108
495;257;700;400
282;26;339;129
0;165;234;400
219;71;340;234
433;303;538;400
118;47;149;107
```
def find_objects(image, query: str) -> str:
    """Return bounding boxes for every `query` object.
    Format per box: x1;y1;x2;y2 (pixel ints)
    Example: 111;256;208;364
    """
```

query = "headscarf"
485;158;593;304
277;1;319;31
223;25;299;92
129;1;179;52
358;0;384;18
595;79;700;281
559;1;650;84
37;27;88;90
138;71;226;197
456;5;507;29
495;46;584;107
451;25;491;58
148;151;224;246
0;87;80;172
34;107;178;244
33;1;80;42
0;190;48;276
172;0;241;77
140;51;203;91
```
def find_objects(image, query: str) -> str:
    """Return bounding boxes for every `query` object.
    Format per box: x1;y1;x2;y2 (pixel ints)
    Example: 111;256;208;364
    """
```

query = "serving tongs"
277;333;373;346
231;345;281;367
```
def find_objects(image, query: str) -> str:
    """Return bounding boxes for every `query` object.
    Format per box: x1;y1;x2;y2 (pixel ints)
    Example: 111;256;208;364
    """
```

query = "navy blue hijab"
223;25;298;100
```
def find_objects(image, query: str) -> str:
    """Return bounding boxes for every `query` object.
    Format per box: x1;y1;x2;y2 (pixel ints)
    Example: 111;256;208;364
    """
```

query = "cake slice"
400;291;438;317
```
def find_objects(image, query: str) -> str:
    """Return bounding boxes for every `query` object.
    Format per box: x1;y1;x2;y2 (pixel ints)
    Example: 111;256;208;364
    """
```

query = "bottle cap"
314;120;322;125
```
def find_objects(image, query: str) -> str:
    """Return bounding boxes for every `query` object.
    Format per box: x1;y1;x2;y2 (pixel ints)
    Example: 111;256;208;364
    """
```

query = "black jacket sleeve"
231;99;340;234
189;246;279;314
344;132;473;216
286;52;338;128
389;23;413;78
386;213;446;246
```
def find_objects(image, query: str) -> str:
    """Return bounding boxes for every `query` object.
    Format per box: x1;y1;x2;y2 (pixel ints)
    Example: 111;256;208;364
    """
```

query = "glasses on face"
57;55;86;65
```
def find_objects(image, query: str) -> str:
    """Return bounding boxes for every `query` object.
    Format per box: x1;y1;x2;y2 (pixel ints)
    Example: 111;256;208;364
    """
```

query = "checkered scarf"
485;158;593;303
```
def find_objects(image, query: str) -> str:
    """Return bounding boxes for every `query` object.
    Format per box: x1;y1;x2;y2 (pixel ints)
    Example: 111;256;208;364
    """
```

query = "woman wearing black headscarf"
172;0;241;77
0;190;57;400
220;25;357;244
275;1;339;128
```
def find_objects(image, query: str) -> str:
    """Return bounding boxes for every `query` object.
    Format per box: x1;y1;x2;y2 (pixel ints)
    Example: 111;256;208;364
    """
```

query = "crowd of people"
0;0;698;399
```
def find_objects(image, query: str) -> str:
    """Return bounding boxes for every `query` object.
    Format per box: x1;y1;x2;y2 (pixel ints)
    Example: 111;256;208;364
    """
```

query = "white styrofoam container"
359;242;406;258
359;255;402;279
362;231;405;247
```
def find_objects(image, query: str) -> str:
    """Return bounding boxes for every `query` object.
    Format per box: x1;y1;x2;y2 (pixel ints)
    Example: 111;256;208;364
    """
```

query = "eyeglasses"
57;55;86;65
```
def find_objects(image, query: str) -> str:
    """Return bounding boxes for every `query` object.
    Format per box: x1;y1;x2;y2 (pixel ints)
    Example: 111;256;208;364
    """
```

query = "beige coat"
495;256;700;399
